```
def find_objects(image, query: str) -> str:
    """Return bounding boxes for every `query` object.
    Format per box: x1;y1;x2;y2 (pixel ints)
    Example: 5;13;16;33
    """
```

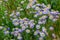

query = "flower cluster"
0;0;60;40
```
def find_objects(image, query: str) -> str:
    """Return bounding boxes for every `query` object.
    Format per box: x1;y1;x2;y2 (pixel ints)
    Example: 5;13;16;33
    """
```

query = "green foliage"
38;0;60;11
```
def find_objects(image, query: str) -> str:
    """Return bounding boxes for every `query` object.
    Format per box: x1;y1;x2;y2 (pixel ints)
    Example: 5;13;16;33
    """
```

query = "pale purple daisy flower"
4;31;9;35
42;27;47;32
12;18;20;26
29;23;34;28
49;26;54;31
52;33;56;38
16;12;20;17
18;29;22;33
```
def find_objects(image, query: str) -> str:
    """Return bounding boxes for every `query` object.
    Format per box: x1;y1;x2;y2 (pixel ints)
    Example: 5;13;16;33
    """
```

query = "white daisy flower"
4;0;8;2
21;1;24;4
40;32;45;37
49;15;54;20
36;24;40;29
39;37;43;40
17;36;22;40
34;31;38;35
34;14;38;17
26;29;30;33
0;26;4;30
35;7;40;10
